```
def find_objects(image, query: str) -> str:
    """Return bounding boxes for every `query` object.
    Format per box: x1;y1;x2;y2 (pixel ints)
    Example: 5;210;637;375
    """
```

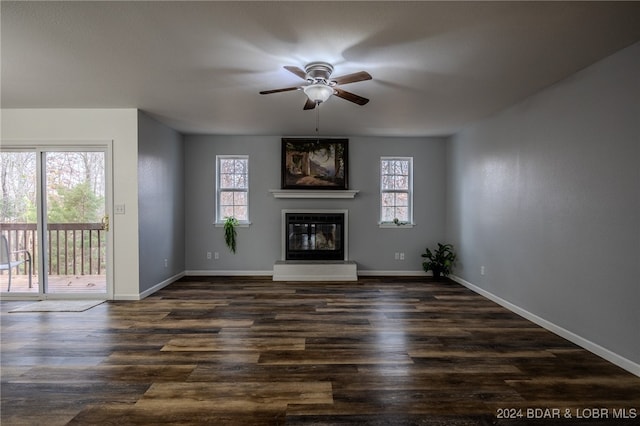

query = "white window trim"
214;222;251;228
215;155;250;225
379;156;415;228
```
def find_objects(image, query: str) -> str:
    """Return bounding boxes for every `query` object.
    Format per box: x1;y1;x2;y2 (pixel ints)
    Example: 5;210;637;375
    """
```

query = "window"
380;157;413;226
216;155;249;223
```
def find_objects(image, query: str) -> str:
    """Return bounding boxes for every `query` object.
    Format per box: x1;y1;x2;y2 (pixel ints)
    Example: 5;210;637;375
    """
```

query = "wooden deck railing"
0;223;105;276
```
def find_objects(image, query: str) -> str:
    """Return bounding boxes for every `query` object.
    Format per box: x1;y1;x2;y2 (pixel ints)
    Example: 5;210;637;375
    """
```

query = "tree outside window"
380;157;413;225
216;156;248;223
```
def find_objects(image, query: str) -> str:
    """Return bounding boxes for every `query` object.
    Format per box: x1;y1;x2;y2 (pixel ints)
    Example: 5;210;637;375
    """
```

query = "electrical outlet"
400;252;405;260
481;266;485;276
207;252;212;260
395;252;400;260
214;252;219;260
164;259;168;268
114;204;126;214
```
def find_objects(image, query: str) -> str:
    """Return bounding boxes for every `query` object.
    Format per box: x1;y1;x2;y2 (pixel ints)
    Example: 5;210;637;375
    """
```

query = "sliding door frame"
0;140;114;300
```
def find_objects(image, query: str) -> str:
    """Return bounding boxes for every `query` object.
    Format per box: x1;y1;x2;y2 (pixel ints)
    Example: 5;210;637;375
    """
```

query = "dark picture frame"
281;138;348;190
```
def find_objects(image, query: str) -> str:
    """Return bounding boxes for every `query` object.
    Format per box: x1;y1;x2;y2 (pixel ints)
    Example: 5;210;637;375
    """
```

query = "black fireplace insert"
285;213;344;260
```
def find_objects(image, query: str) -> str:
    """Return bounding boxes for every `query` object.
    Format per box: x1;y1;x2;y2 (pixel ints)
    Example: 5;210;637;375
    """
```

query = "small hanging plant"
223;216;239;254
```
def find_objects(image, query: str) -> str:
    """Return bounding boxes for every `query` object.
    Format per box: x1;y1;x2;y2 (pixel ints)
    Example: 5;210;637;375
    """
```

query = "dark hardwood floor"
2;277;639;425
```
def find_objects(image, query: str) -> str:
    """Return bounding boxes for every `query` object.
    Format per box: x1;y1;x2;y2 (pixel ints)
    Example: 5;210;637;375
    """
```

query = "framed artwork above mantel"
281;138;348;190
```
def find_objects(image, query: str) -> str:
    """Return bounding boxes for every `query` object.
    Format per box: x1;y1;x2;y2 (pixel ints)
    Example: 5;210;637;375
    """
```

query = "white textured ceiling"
2;1;640;136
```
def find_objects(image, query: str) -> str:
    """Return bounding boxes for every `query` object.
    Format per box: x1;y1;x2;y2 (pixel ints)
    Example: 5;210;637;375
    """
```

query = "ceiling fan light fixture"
303;84;334;103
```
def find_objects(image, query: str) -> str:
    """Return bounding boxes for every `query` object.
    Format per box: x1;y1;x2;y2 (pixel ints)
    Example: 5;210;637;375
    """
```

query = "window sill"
215;222;251;228
379;222;415;229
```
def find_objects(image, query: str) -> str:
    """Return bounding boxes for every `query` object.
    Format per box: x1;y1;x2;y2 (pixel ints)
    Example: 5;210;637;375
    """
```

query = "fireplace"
281;209;348;261
275;209;355;280
285;212;344;260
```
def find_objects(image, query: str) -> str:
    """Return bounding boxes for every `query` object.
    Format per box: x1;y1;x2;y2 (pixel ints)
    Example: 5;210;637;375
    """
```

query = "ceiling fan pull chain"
316;102;321;135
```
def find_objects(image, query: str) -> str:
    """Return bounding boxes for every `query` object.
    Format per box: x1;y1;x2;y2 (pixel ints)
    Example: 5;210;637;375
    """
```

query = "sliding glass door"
1;147;110;298
0;151;38;294
43;151;108;295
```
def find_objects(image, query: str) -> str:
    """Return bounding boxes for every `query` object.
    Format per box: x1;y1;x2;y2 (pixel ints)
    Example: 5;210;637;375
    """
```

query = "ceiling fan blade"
331;71;372;85
303;98;317;110
333;88;369;106
259;86;300;95
284;66;308;80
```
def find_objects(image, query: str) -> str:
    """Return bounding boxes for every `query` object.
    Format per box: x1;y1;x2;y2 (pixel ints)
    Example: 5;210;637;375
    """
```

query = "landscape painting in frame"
281;138;348;190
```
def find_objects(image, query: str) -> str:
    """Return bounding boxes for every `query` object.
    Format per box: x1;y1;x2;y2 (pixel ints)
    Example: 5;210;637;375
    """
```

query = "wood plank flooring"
2;276;639;425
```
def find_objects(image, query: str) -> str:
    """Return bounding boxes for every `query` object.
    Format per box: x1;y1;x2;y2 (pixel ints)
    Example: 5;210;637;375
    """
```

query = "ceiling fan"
260;61;372;110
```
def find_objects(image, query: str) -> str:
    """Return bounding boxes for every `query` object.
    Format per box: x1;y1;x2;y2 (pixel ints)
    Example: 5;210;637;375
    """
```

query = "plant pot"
432;269;442;280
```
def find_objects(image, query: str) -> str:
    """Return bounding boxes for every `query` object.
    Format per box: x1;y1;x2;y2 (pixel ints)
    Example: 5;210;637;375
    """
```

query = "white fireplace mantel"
269;189;359;199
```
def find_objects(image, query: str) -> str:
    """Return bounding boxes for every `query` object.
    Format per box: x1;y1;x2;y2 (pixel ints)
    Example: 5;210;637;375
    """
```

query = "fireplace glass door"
286;213;344;260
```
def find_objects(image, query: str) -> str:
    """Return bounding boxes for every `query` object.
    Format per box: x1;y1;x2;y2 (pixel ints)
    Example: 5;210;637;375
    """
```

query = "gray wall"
184;135;447;273
446;42;640;364
138;111;185;293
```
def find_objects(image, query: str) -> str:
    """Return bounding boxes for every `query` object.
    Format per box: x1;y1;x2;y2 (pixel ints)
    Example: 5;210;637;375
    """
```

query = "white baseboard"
358;270;428;276
115;271;185;300
185;269;427;278
112;293;143;301
185;270;273;276
449;274;640;378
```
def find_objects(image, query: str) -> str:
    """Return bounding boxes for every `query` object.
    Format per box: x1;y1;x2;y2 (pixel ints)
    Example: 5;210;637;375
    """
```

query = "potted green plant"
421;243;456;279
223;216;239;254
